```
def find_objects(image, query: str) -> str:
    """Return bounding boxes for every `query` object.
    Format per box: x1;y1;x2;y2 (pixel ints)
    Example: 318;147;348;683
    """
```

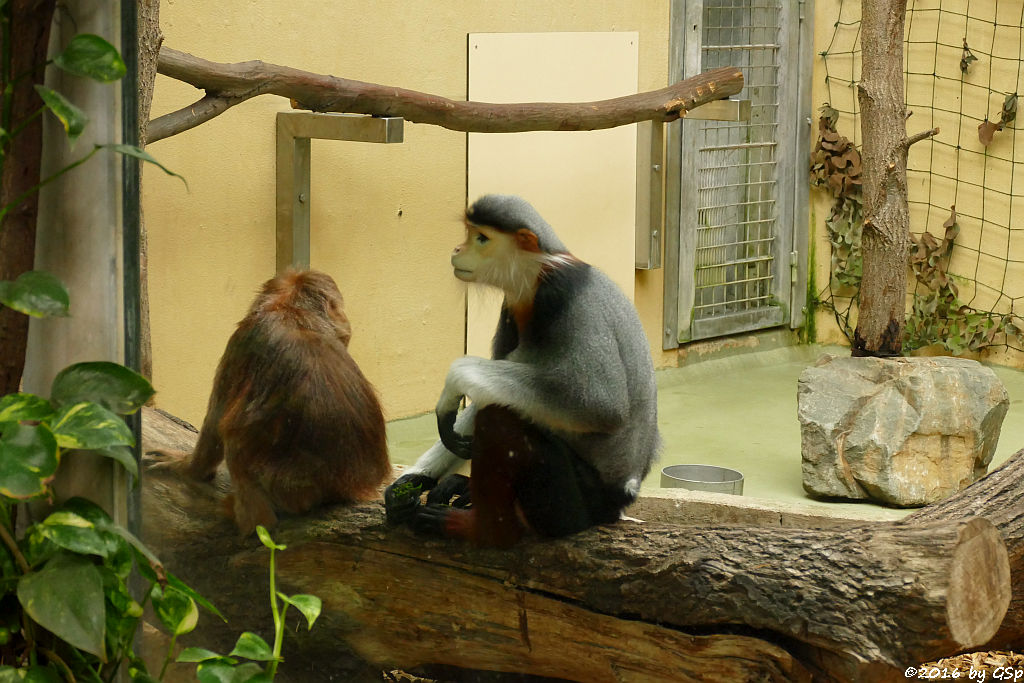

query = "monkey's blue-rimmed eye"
475;232;490;245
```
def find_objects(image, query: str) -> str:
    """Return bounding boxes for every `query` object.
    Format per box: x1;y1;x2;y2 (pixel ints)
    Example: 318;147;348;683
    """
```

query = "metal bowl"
660;464;744;495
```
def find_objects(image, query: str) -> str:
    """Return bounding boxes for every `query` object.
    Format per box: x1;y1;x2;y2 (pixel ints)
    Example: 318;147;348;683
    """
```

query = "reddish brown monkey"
156;269;390;535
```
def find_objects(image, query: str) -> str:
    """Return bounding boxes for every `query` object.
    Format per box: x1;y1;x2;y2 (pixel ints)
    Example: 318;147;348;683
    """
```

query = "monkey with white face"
386;194;660;547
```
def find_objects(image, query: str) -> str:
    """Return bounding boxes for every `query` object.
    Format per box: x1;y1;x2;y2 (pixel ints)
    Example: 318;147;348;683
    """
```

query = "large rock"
798;355;1009;506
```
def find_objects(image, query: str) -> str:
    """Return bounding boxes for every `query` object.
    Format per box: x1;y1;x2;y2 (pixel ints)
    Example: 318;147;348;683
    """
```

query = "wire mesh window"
693;0;782;321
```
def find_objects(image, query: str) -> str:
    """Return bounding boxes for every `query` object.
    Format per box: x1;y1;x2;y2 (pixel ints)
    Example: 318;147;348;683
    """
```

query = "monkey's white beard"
475;249;550;307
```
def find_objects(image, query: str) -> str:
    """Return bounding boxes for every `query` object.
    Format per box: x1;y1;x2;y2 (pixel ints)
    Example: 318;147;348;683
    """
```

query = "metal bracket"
275;112;404;272
635;120;665;270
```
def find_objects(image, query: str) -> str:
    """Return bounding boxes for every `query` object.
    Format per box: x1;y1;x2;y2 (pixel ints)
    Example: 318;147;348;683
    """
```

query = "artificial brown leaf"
942;205;957;229
1001;92;1018;128
819;103;839;128
979;119;1000;146
960;39;978;74
844;150;862;175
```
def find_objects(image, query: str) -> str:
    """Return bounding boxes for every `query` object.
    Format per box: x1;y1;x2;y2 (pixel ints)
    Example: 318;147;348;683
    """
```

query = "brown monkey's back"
211;270;390;531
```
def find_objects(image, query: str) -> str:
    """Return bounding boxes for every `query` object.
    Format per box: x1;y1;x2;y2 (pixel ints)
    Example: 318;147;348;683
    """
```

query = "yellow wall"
144;2;670;425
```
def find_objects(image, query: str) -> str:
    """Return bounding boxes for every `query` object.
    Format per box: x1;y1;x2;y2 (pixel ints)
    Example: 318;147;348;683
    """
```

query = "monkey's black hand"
410;504;453;537
426;473;472;508
384;473;437;526
437;408;473;460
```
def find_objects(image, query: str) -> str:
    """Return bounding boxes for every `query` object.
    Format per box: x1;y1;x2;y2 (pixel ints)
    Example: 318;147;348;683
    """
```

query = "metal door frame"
663;0;812;349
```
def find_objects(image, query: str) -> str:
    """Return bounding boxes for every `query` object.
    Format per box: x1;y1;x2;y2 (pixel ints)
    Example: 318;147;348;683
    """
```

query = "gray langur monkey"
385;194;660;547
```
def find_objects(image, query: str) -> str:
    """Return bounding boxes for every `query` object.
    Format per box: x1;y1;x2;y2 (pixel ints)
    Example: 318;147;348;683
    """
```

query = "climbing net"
817;0;1024;357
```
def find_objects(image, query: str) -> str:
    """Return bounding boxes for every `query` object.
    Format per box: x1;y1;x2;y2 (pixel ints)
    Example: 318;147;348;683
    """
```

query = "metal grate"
692;0;781;321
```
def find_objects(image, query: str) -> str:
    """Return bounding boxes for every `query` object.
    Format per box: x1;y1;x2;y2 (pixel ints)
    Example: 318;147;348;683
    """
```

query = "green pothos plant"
810;104;1024;355
0;28;322;683
175;527;322;683
0;270;222;683
0;29;207;683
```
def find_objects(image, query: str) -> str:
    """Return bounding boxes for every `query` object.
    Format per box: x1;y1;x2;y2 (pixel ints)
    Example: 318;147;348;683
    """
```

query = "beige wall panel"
467;32;638;357
145;1;668;424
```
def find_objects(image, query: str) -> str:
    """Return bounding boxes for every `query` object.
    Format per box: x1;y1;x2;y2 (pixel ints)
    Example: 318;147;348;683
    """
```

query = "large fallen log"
905;447;1024;651
148;47;743;142
139;409;1012;683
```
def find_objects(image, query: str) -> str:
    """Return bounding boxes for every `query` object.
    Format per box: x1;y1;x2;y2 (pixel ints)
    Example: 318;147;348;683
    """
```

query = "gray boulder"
798;354;1009;506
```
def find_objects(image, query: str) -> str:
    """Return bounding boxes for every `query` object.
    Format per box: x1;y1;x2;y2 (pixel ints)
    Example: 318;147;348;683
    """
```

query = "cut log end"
947;517;1012;648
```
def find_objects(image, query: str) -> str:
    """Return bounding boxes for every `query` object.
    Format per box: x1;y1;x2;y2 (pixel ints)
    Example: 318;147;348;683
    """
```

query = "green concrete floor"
386;344;1024;520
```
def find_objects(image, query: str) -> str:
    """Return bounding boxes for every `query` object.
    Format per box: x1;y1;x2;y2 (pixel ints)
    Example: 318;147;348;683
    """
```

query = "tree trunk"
0;0;57;395
853;0;910;357
136;0;162;381
140;409;1013;683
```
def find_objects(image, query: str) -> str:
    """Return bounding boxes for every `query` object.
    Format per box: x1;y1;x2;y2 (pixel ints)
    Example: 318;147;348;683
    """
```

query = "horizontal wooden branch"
148;46;744;143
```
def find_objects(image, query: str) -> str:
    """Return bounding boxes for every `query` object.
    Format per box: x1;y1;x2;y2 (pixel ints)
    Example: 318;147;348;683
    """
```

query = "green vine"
904;207;1024;355
810;104;1024;355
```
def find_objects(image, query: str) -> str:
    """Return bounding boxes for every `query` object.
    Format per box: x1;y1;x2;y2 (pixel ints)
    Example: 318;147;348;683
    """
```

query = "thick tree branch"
140;409;1014;682
148;46;744;143
148;92;258;143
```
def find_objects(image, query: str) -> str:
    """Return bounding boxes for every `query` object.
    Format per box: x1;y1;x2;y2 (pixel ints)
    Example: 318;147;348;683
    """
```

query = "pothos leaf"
50;361;154;415
0;393;54;424
34;85;88;144
48;401;134;450
103;144;188;189
0;423;59;500
53;34;127;83
0;270;70;318
17;553;107;660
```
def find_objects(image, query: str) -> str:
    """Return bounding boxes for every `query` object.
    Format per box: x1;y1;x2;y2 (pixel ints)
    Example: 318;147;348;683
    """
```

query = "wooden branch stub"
906;127;940;149
149;46;743;142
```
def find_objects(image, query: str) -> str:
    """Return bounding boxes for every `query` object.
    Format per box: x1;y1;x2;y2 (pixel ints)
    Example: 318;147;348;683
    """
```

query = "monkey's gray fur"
410;194;661;506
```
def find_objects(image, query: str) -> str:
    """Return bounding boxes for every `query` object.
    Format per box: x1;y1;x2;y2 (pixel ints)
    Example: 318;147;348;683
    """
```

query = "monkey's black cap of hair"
466;194;567;254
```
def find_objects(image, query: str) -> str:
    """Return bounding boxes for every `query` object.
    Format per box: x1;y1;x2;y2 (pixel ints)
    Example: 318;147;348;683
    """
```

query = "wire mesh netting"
818;0;1024;356
694;0;782;321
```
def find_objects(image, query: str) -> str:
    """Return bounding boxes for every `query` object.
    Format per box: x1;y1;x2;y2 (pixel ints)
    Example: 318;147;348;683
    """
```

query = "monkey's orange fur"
159;270;390;535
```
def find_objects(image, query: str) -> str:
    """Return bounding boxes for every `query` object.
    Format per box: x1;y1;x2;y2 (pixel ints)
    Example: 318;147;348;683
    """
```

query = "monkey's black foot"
410;504;453;537
426;473;472;508
384;473;438;526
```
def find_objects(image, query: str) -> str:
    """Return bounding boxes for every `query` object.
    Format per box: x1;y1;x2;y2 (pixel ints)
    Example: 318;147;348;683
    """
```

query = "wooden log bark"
906;447;1024;651
0;0;58;395
147;47;744;143
139;409;1011;682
